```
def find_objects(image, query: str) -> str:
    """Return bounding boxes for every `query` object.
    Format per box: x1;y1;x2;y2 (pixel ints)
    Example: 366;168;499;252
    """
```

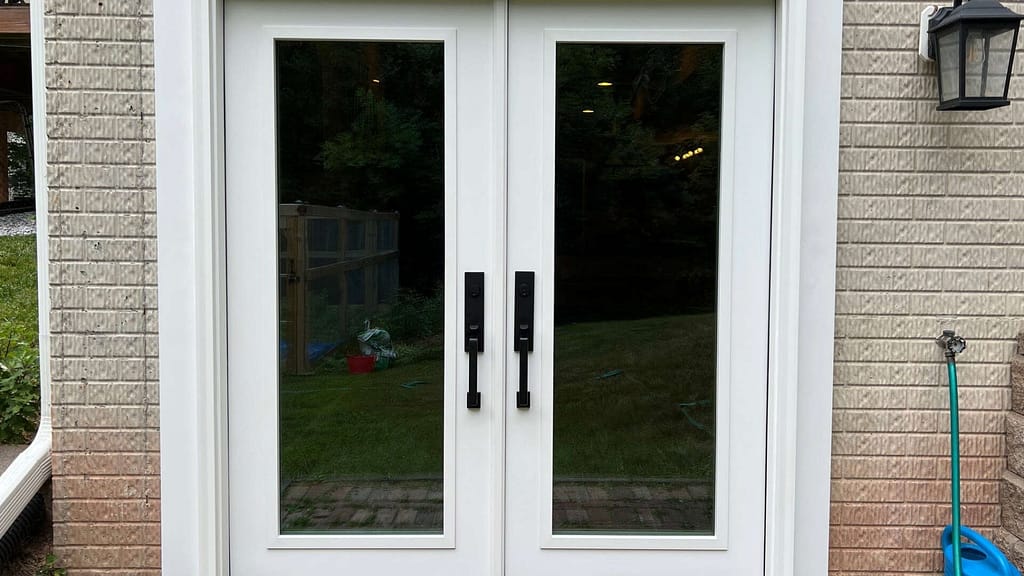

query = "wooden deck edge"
0;6;29;36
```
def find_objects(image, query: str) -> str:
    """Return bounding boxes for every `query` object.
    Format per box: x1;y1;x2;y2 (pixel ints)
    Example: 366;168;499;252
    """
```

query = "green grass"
0;235;39;346
553;314;715;480
279;339;445;482
279;314;716;484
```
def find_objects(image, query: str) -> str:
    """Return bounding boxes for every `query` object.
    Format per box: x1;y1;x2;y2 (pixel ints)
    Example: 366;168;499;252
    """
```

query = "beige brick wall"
44;0;159;573
833;1;1024;573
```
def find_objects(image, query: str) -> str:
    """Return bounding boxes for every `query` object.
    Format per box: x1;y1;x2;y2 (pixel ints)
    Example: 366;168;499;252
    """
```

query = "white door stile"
490;3;510;576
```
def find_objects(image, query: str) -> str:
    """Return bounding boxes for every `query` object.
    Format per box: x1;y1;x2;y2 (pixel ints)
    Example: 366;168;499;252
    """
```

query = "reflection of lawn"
279;342;445;483
279;314;715;484
554;314;715;481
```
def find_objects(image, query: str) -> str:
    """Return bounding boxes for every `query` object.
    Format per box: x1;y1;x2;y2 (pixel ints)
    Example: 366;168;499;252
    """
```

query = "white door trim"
153;0;842;574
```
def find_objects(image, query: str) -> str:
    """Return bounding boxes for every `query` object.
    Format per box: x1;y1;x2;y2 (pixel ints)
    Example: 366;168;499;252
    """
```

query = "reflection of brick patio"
281;477;713;534
553;479;713;533
281;478;444;532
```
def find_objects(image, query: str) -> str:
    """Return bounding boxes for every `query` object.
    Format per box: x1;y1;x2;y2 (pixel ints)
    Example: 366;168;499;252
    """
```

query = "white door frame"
154;0;842;574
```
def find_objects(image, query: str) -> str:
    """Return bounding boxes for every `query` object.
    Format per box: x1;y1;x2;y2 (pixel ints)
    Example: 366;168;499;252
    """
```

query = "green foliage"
321;88;427;173
303;289;343;343
0;235;40;443
35;553;66;576
369;288;443;342
275;41;444;210
0;337;40;443
7;129;35;198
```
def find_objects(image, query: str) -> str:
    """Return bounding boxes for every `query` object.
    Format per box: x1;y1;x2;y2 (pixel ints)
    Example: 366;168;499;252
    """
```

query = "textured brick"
1014;355;1024;414
1007;413;1024;478
52;498;160;523
45;0;161;571
1003;473;1024;540
53;522;160;547
995;528;1024;568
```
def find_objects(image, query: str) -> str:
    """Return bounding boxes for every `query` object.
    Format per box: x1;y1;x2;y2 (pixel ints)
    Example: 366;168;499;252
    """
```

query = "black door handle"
514;271;534;408
465;272;484;409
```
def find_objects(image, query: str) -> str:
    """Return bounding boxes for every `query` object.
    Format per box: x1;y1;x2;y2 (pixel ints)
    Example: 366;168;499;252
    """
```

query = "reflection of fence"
279;203;400;374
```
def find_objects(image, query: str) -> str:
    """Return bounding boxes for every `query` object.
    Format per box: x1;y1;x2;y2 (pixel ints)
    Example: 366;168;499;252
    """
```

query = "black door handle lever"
465;272;484;409
514;272;534;408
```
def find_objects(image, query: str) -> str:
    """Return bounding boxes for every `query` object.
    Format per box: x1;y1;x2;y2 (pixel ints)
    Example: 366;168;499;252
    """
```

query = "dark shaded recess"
0;492;44;566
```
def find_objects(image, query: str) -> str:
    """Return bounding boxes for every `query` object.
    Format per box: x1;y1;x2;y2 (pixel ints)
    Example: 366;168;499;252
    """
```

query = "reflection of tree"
276;42;444;295
7;130;33;198
555;44;723;322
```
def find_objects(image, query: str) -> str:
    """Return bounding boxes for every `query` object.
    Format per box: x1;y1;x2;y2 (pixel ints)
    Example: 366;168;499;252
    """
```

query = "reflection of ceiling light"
582;109;595;114
674;145;706;162
371;79;381;84
597;81;613;87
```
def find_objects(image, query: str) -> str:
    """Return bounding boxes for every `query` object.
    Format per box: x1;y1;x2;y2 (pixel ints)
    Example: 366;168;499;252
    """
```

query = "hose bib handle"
937;329;967;359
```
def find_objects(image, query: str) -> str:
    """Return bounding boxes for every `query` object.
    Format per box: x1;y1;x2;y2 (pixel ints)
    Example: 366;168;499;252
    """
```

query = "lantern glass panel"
937;27;962;103
965;25;1017;98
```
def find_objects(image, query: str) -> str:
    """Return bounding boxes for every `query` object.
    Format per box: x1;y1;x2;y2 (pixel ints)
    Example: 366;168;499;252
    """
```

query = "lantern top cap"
929;0;1024;33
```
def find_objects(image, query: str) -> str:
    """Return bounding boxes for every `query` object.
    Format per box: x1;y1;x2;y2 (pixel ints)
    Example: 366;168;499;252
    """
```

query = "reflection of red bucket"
346;355;375;374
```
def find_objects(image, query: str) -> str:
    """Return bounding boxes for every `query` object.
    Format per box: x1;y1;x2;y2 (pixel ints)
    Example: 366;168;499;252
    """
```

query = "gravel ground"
0;213;36;237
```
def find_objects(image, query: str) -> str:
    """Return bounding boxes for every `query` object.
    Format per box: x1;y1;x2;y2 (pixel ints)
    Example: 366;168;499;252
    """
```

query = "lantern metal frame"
919;0;1024;110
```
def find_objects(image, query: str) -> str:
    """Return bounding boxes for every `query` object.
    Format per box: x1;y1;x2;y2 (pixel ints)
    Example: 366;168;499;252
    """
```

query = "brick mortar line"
837;123;1021;127
839;71;971;77
47;400;160;405
837;219;1024;223
840;170;1020;174
46;62;155;68
48;162;156;167
839;116;1024;123
835;286;1024;291
45;138;154;144
839;144;1024;150
834;268;1024;272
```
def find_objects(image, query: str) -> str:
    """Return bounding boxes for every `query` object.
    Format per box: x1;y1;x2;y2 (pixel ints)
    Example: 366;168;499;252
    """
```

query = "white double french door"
225;1;773;574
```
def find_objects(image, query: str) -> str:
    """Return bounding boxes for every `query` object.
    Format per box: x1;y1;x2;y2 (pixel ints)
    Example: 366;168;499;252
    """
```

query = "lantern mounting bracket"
920;5;939;60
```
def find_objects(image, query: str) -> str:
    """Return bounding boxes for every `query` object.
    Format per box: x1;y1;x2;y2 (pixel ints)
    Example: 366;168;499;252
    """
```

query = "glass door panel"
275;39;446;535
552;42;722;536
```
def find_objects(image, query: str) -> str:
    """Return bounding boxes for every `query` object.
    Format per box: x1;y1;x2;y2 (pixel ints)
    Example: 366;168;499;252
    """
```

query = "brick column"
997;334;1024;568
45;0;160;573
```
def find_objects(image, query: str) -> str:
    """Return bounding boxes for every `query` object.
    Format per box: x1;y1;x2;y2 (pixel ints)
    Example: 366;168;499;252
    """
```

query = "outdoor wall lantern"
919;0;1024;110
